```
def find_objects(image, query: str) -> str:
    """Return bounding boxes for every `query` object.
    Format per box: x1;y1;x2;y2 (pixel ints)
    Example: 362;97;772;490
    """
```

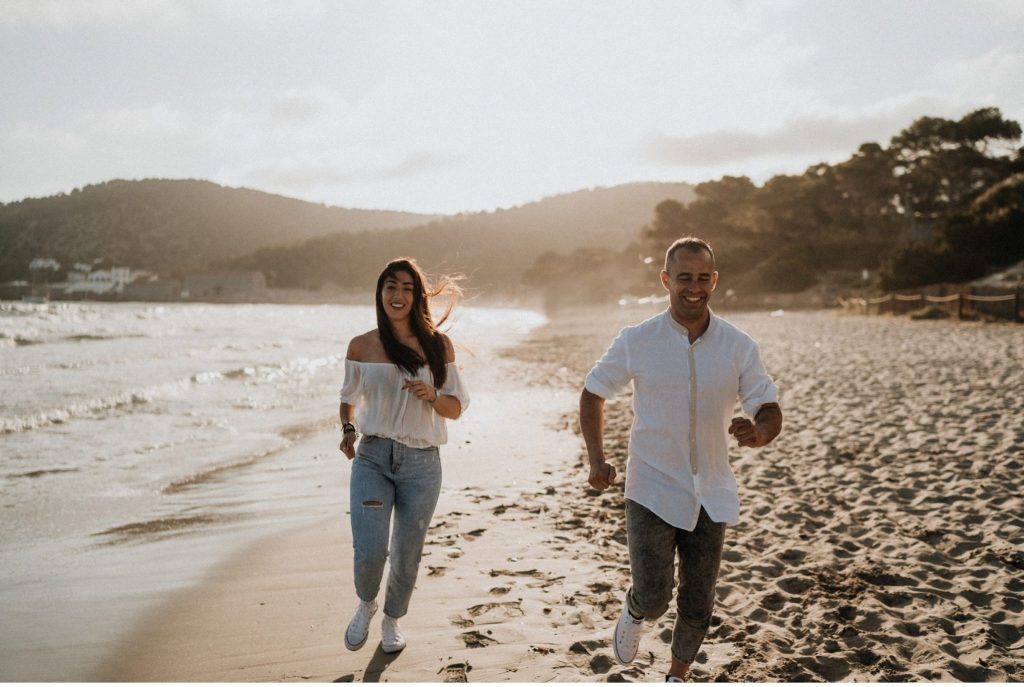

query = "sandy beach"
94;307;1023;682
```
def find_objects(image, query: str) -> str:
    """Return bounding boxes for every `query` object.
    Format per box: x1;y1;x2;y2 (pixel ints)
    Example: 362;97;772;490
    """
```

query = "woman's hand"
402;379;437;404
340;431;357;459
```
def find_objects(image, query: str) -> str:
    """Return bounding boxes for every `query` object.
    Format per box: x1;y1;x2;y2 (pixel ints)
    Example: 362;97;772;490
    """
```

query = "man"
579;237;782;682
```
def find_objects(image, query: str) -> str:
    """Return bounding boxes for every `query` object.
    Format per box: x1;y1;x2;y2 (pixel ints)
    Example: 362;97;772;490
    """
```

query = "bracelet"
342;422;357;434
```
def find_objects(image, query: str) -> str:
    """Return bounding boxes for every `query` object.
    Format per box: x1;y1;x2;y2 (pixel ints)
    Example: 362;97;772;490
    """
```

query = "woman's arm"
339;337;363;459
402;334;462;419
435;334;463;419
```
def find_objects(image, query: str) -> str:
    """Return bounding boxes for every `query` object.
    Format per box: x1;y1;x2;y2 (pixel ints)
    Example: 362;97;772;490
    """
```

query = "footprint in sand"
458;630;497;648
488;585;511;596
439;662;469;682
569;639;609;655
427;566;447;577
467;601;525;621
588;654;613;674
487;568;564;589
448;614;474;628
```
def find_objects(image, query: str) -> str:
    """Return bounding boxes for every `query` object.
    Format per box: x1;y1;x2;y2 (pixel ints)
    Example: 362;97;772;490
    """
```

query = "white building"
63;266;132;296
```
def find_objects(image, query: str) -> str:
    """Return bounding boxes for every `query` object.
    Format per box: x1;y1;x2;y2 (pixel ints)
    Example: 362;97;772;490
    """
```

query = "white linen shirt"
585;309;778;530
339;361;469;449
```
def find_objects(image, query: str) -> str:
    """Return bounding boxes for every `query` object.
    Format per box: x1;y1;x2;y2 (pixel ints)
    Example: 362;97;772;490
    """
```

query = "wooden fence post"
958;292;964;320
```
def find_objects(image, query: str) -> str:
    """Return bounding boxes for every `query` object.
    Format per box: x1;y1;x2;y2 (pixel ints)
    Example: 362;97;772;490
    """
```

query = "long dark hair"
375;257;461;387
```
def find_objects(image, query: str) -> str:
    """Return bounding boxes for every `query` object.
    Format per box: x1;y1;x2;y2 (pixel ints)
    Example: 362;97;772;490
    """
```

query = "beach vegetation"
636;107;1022;298
1;109;1019;305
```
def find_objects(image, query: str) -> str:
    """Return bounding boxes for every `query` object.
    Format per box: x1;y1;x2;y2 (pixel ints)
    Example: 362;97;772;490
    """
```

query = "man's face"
660;248;718;325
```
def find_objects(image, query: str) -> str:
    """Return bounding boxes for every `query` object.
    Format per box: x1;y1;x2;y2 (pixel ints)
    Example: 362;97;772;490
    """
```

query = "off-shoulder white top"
338;360;470;449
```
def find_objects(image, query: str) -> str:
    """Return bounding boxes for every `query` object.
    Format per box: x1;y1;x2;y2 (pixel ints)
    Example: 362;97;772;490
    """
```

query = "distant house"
182;271;266;302
122;273;181;302
29;258;62;272
63;266;132;297
67;263;93;283
0;280;30;300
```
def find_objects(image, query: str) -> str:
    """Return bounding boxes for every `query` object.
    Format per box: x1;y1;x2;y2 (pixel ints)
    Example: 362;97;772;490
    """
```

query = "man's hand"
730;403;783;448
339;431;357;459
589;460;617;490
728;416;764;448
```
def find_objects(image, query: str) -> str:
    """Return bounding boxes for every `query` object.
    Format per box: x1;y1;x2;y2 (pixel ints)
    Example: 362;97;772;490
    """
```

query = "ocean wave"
161;449;278;495
221;353;345;384
2;353;345;435
90;513;236;545
279;417;336;441
0;387;160;434
0;365;37;376
63;333;147;343
7;467;80;479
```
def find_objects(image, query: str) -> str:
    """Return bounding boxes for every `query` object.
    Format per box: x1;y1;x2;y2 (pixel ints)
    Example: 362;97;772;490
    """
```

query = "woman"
338;257;469;654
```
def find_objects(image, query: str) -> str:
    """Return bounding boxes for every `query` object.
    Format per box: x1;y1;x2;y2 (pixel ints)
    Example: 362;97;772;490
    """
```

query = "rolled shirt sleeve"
584;327;633;400
738;341;779;417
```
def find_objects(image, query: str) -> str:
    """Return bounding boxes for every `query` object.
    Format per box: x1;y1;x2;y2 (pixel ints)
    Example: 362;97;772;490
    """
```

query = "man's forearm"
579;388;607;465
754;402;783;446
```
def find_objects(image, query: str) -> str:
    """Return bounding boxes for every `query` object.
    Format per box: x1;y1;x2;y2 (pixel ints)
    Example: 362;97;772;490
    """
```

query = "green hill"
0;178;439;280
227;182;696;293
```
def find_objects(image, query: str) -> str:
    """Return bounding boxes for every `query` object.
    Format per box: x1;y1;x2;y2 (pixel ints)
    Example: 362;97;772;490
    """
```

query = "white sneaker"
612;598;648;665
381;614;407;653
344;599;378;651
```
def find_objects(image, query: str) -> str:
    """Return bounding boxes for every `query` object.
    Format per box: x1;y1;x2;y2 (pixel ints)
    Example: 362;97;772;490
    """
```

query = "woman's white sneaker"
344;599;378;651
612;599;648;665
381;614;407;653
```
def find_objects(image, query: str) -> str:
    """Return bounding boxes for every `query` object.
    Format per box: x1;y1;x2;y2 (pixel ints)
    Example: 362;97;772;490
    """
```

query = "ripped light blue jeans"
350;435;442;619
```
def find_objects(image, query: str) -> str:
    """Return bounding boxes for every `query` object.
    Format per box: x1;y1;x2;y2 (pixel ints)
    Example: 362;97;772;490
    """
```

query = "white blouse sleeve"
338;359;364;404
439;362;470;412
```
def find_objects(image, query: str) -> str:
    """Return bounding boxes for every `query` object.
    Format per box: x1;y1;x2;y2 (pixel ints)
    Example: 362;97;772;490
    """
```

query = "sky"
2;0;1023;215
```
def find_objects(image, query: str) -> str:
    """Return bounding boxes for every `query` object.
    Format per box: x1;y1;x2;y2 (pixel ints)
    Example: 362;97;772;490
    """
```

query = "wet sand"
96;308;1024;682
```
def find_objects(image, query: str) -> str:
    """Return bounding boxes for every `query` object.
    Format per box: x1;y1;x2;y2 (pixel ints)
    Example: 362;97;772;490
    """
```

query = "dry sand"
96;308;1024;682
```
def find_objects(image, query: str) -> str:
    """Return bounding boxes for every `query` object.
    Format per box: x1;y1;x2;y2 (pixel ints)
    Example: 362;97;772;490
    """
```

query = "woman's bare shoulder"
346;330;383;361
439;333;456;363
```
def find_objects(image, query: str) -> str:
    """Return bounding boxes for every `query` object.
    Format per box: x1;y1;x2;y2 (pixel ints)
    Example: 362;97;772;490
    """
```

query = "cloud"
639;96;972;168
267;87;351;126
934;46;1024;112
235;150;461;191
0;0;187;27
0;0;329;27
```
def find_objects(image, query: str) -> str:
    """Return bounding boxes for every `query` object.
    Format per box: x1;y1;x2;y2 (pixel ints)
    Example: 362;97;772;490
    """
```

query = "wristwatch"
342;422;357;435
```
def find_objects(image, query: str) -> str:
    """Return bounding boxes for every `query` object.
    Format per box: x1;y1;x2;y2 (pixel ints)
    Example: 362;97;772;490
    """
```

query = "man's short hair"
664;237;715;271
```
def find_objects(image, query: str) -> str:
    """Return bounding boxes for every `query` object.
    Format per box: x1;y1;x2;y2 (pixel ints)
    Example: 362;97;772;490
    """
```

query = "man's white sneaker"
612;600;648;665
380;614;407;653
344;599;378;651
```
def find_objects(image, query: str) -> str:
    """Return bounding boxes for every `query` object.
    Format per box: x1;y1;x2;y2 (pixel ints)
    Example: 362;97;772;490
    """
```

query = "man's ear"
660;270;670;290
710;271;719;291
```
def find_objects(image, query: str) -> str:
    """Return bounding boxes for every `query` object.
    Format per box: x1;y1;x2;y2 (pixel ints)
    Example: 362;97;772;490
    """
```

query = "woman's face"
380;270;416;323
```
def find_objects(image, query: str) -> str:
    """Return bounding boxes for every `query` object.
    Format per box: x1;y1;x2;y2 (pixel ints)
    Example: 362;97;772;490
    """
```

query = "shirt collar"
664;308;717;344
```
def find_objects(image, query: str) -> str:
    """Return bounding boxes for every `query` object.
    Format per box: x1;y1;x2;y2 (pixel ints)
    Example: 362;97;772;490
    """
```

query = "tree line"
528;107;1023;305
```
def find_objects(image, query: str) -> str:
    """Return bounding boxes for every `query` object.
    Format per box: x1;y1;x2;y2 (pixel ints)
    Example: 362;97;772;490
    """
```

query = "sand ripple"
505;309;1024;682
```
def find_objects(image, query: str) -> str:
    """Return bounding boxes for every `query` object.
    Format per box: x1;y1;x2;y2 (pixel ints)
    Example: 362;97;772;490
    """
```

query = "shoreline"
58;308;1024;681
93;332;590;681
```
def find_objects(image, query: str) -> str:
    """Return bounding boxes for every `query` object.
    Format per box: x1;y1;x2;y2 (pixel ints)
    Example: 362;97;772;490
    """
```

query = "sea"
0;300;546;680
